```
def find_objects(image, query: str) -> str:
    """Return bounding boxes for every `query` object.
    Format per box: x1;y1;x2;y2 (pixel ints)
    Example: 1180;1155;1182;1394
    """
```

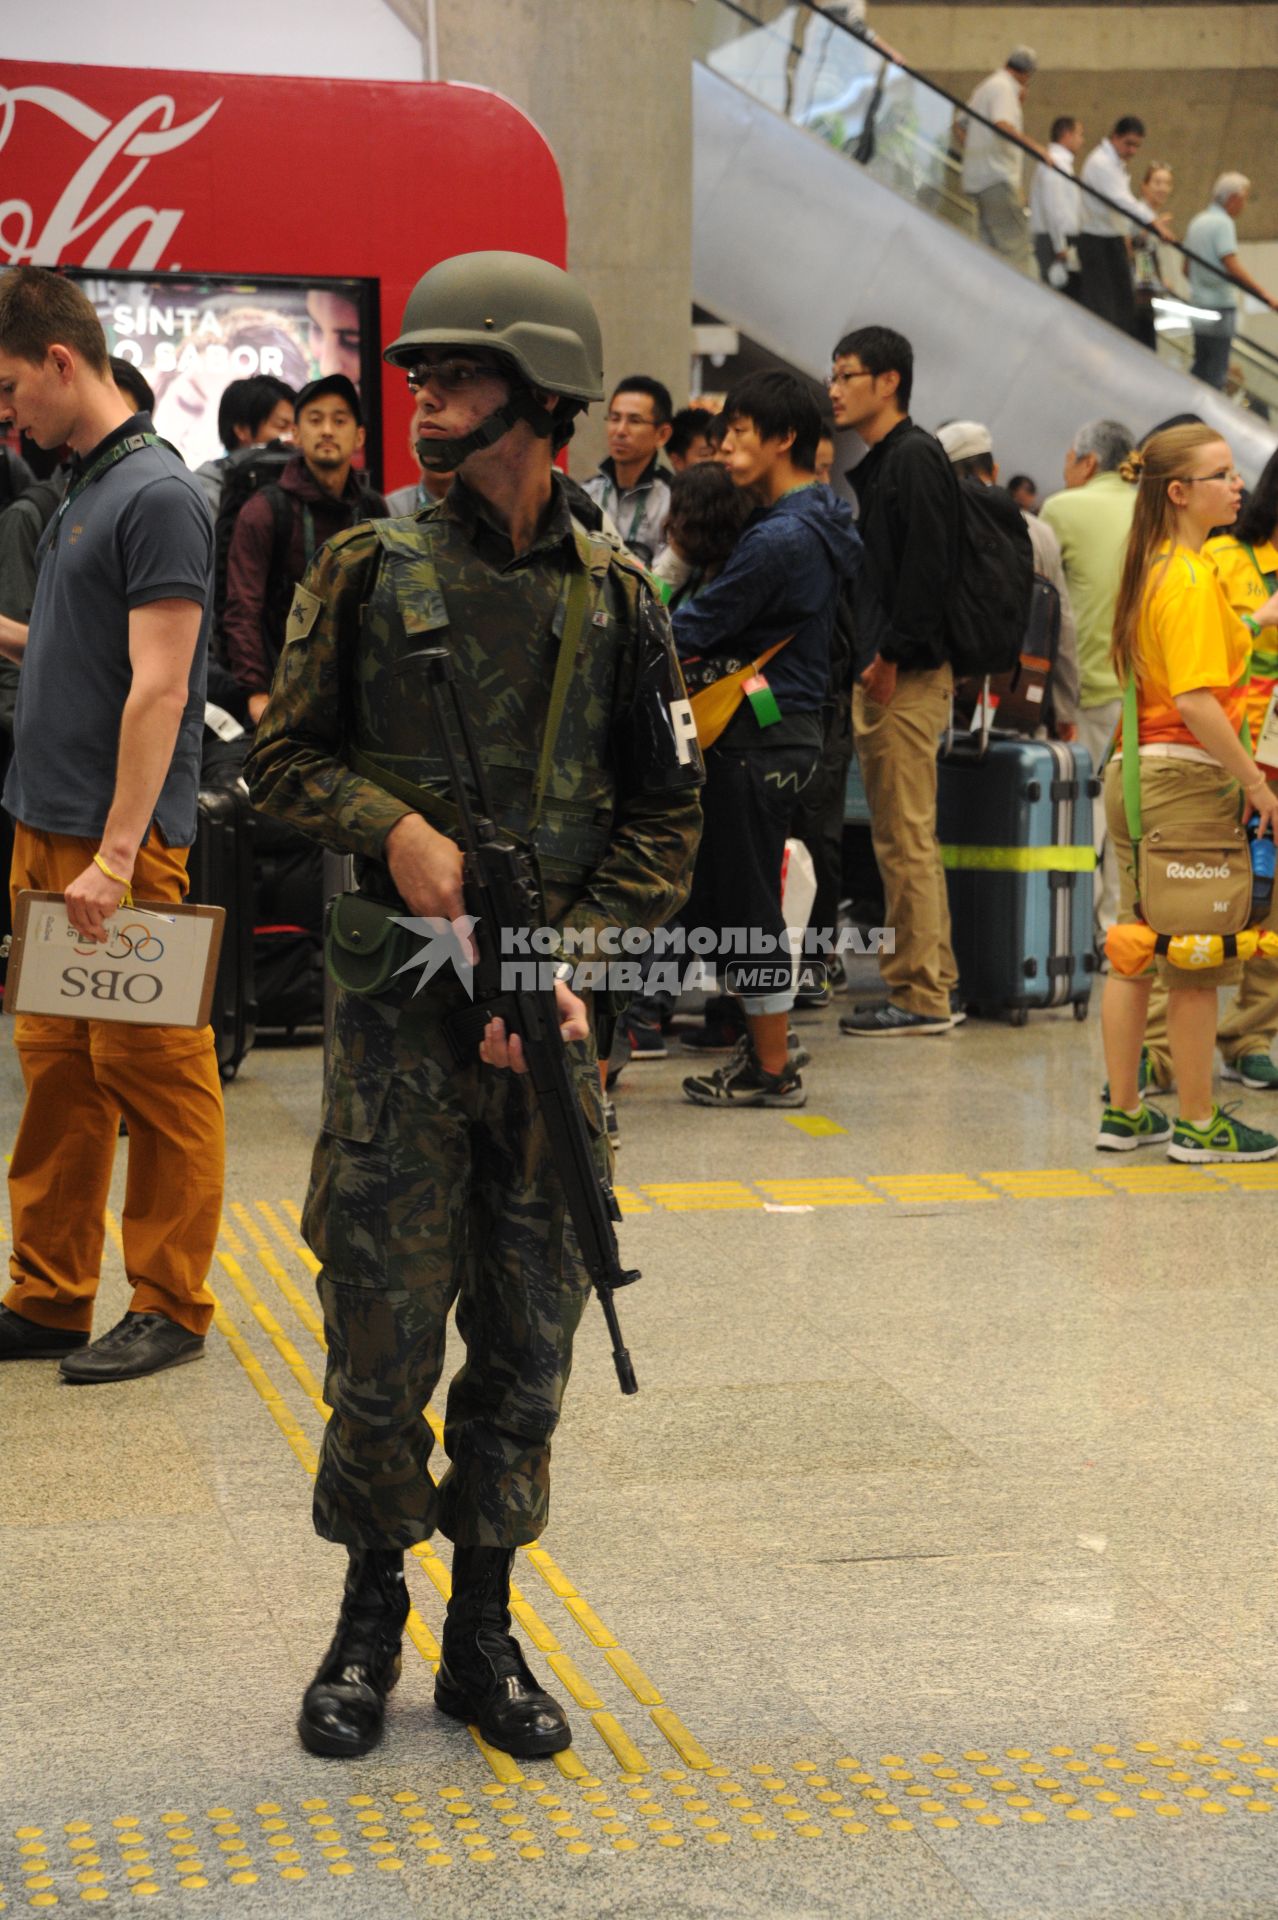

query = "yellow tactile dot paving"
785;1113;848;1137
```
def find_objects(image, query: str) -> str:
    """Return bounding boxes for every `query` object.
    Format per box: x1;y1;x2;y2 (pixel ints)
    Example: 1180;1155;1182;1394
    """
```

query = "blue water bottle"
1250;821;1276;923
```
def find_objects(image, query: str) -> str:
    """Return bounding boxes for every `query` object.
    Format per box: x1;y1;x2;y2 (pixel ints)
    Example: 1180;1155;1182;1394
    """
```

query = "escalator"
691;0;1278;484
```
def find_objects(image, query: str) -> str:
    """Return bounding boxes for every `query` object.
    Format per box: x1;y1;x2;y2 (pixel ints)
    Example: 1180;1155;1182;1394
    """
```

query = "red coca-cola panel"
0;62;567;487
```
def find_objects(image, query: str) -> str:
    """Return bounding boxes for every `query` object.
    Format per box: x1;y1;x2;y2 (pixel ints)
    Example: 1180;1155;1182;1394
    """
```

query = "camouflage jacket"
246;473;702;947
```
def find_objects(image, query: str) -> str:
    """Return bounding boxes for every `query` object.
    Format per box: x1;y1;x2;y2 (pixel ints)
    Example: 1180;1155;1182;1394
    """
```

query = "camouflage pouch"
325;892;413;996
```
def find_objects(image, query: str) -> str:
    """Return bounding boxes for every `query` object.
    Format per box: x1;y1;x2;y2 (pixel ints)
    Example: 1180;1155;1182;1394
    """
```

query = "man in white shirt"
1184;173;1278;389
1078;116;1174;335
1030;116;1085;298
959;47;1045;270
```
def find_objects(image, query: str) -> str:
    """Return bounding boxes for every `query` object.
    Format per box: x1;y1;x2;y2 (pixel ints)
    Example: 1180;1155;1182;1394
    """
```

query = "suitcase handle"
940;679;993;765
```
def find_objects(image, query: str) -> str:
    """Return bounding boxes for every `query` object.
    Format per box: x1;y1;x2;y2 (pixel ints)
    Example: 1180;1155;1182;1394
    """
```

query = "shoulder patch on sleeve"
285;583;323;644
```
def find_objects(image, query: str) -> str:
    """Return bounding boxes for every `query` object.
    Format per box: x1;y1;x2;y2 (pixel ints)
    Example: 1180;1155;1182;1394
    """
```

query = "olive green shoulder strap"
346;517;611;837
534;522;613;822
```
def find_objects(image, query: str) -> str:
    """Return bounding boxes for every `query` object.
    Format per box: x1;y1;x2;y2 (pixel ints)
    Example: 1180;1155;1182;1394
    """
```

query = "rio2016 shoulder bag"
1120;675;1252;937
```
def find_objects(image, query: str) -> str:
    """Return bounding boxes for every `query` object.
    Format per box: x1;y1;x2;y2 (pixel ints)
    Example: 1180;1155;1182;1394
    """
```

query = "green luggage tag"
742;669;782;729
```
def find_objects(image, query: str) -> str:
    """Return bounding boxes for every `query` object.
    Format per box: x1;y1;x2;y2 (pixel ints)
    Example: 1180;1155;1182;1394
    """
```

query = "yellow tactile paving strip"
612;1162;1278;1214
8;1182;1274;1902
9;1736;1278;1902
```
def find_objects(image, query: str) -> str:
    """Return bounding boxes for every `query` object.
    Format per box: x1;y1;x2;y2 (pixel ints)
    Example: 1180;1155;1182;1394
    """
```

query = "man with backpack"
828;325;965;1036
222;373;386;723
935;419;1081;740
194;373;296;516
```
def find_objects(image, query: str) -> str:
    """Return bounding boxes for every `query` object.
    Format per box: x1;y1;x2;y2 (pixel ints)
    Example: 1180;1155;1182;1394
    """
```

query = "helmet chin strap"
415;386;556;474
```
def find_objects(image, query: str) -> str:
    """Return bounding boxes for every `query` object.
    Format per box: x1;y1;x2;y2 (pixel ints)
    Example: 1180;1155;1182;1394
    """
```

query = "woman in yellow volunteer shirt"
1203;443;1278;1090
1100;423;1278;1162
1207;443;1278;762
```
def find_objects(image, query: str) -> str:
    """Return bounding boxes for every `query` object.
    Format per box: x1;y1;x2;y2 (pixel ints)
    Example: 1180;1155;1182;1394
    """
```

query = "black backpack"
944;480;1035;678
211;442;296;664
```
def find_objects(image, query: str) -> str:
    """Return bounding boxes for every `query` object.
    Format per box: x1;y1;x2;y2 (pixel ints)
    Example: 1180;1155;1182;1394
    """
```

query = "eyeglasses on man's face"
828;367;875;388
406;357;498;396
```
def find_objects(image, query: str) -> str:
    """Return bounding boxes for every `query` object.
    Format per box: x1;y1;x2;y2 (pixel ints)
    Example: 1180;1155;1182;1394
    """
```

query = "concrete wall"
433;0;696;477
871;4;1278;247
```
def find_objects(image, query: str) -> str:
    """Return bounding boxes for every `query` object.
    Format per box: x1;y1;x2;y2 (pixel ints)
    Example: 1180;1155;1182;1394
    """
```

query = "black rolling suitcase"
191;777;257;1078
253;821;325;1034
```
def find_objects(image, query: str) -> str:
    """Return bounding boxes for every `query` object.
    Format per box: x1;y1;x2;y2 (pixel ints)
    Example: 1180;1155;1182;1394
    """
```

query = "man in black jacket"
829;325;961;1035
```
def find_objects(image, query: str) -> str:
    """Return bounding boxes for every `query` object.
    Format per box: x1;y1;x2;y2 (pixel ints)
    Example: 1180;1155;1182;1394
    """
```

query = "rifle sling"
348;534;607;840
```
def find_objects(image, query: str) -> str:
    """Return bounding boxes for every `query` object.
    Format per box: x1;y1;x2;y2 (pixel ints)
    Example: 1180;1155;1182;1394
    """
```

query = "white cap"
936;420;993;463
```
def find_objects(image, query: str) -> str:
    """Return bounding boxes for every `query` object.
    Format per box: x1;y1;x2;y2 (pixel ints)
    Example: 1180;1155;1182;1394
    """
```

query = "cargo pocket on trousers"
303;993;396;1285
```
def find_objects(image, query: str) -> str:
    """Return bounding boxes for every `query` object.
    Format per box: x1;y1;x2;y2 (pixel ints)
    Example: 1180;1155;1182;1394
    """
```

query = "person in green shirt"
1040;417;1137;940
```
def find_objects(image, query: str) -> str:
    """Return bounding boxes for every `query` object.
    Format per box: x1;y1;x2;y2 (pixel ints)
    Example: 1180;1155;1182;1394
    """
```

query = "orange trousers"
6;825;225;1337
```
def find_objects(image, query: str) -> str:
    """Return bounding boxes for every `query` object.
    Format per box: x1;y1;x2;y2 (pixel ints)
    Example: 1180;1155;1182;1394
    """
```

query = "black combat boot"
435;1545;572;1758
298;1549;410;1758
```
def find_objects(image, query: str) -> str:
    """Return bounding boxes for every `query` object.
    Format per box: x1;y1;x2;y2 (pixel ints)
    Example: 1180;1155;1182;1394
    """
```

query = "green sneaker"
1101;1047;1170;1104
1220;1053;1278;1091
1167;1103;1278;1164
1096;1104;1174;1153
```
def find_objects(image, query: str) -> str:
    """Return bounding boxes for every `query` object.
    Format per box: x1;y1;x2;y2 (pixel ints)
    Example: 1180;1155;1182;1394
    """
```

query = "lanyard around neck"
56;430;161;525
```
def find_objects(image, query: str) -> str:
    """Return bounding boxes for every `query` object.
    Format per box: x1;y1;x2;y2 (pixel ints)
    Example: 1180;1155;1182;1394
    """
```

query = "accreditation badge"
1256;684;1278;775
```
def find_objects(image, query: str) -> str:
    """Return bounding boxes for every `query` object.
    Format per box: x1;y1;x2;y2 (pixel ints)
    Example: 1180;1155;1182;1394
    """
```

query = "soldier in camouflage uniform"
246;252;701;1762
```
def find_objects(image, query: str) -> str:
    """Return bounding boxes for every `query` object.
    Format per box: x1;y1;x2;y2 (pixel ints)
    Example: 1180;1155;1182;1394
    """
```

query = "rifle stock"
408;646;640;1396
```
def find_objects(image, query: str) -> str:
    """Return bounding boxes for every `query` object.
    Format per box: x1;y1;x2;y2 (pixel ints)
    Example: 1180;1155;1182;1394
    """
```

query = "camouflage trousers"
303;985;605;1551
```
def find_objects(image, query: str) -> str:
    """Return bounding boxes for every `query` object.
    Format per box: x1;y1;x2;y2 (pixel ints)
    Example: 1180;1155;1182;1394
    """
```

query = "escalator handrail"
706;0;1278;375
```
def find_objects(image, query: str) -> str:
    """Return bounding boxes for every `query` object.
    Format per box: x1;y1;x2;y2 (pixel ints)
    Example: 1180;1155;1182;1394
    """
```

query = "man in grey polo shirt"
1184;173;1278;389
0;267;225;1383
959;47;1046;270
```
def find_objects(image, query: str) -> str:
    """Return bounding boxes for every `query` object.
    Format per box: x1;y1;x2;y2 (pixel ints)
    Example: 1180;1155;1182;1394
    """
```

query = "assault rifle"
409;646;640;1395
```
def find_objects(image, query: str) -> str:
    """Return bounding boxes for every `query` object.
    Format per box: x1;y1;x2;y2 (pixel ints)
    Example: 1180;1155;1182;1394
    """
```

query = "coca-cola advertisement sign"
0;61;567;488
73;272;376;474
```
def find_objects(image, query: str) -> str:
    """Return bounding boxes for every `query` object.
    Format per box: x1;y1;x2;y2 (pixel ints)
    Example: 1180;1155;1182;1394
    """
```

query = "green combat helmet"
385;250;605;471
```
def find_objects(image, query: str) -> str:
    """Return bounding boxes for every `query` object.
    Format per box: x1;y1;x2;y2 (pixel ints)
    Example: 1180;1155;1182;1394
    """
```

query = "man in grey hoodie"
674;371;862;1108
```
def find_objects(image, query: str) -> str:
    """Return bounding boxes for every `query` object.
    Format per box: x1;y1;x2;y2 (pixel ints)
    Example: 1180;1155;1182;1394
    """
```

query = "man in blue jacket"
674;371;861;1107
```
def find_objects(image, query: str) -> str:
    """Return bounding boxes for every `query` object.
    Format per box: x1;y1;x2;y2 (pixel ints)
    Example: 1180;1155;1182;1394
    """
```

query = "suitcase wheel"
1073;998;1090;1022
1009;1007;1029;1028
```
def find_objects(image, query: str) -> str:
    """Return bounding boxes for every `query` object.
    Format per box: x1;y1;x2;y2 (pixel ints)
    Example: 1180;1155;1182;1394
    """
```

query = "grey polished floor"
3;991;1278;1920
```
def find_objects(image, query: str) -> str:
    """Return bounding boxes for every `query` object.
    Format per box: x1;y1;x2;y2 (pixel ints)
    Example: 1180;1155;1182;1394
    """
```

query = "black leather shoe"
0;1303;89;1360
298;1550;409;1758
58;1312;204;1383
435;1545;571;1758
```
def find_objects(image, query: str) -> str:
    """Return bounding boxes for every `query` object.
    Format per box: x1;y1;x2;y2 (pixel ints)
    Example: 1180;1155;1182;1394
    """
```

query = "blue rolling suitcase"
937;737;1098;1025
